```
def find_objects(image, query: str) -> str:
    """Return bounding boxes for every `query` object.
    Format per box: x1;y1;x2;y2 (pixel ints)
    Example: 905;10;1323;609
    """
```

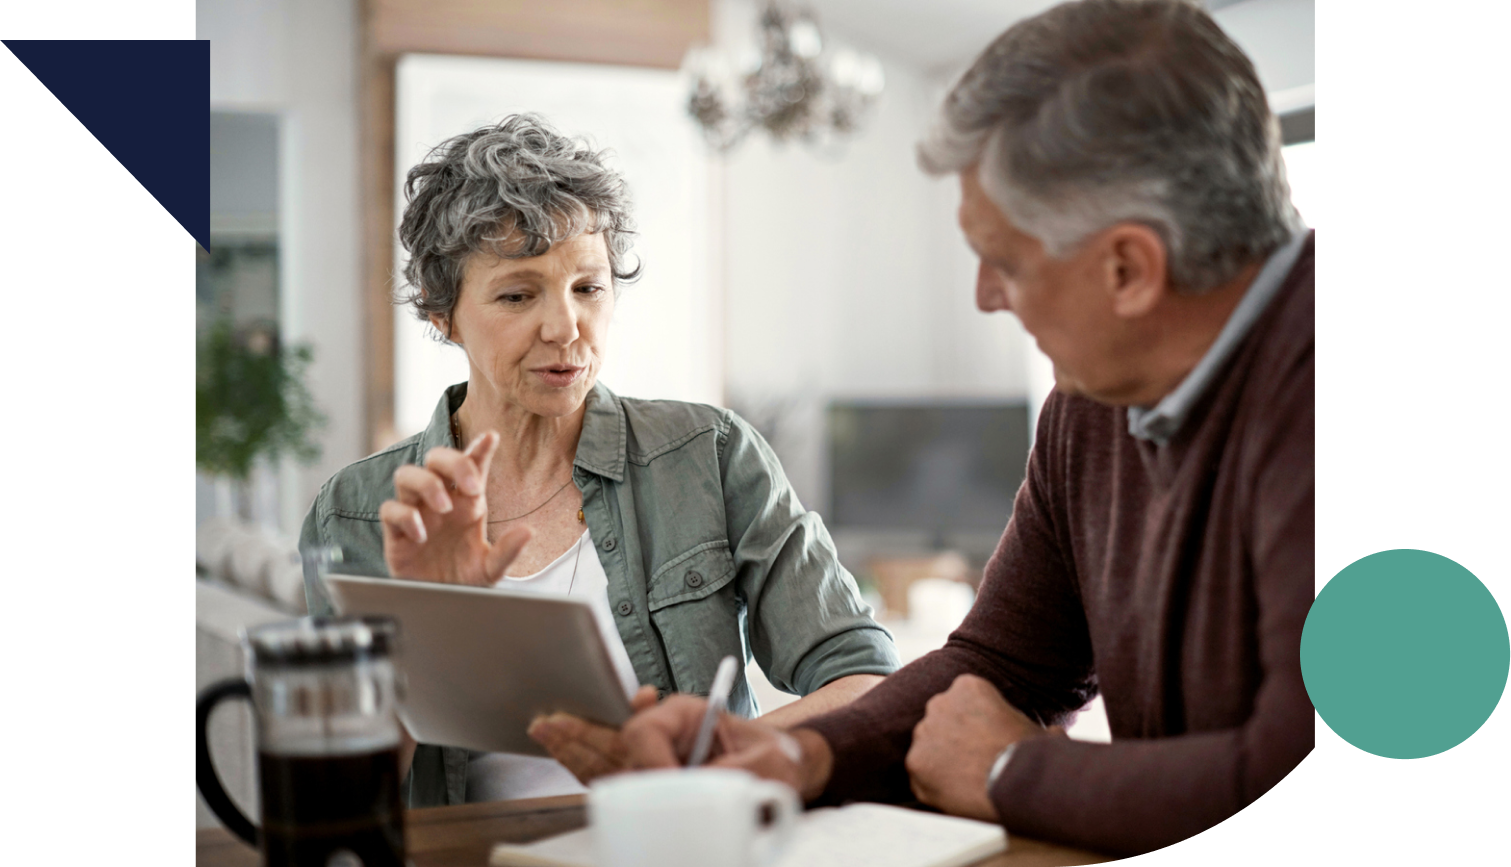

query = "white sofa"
195;519;306;828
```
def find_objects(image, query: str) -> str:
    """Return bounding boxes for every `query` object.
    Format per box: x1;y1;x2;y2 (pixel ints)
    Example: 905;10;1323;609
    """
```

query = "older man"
616;0;1314;856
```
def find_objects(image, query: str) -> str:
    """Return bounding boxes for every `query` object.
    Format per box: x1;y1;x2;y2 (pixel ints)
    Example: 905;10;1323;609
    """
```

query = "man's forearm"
789;727;836;802
758;673;884;729
990;714;1310;857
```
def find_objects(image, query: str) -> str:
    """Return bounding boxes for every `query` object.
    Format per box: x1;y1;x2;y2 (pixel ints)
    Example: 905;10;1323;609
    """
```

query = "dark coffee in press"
258;748;405;867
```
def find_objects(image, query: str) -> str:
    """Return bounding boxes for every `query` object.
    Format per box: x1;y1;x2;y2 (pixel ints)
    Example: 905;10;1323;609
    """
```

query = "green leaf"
196;319;326;480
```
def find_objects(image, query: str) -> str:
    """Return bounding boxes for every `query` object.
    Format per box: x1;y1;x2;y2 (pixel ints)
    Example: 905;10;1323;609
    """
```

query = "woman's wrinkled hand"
379;431;531;585
528;685;661;784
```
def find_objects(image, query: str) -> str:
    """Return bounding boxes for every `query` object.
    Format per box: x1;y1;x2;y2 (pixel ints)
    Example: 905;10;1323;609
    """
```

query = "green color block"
1347;341;1511;416
1299;552;1511;863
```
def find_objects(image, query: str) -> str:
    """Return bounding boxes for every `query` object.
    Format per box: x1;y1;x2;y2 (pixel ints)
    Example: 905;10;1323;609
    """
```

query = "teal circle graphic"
1299;552;1511;863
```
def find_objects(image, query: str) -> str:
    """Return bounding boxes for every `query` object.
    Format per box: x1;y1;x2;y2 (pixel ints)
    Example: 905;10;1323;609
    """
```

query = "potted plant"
196;318;324;521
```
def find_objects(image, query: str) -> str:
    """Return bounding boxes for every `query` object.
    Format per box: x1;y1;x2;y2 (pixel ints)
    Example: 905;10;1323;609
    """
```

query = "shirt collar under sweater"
1127;228;1312;444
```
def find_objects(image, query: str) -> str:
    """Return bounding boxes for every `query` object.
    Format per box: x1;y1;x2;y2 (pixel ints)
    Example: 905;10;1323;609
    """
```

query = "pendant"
577;509;585;523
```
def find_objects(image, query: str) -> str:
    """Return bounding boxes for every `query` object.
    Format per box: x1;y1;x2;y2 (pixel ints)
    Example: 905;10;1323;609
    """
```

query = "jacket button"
603;536;617;552
685;570;704;589
616;601;633;617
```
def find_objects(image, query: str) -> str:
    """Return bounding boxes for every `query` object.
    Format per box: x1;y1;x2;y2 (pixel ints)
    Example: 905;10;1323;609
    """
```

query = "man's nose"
976;262;1012;313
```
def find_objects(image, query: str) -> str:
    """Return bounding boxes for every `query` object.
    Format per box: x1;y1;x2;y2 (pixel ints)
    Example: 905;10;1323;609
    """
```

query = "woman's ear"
1104;223;1169;319
428;313;459;345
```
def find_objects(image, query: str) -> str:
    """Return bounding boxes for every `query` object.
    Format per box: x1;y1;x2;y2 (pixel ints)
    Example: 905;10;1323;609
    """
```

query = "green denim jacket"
299;382;898;806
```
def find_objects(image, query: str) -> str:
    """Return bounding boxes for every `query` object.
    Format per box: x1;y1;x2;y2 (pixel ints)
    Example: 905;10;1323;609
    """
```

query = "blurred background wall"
194;0;1504;622
195;0;1314;727
197;0;1313;536
200;0;361;533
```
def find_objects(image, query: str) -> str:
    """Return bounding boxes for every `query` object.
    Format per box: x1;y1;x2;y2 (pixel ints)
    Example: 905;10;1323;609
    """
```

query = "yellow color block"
1335;246;1511;344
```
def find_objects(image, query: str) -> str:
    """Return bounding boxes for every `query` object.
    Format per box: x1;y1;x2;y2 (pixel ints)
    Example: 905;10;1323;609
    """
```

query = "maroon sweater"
802;238;1314;856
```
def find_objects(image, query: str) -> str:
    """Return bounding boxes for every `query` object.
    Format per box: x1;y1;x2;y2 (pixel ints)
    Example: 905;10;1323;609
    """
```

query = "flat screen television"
827;401;1031;540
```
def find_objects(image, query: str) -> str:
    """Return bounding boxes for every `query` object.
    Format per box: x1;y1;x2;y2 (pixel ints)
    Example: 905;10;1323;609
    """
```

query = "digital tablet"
323;573;638;757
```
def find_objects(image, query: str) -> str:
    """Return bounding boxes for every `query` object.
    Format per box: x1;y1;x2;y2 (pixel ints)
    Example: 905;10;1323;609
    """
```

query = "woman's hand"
379;431;531;585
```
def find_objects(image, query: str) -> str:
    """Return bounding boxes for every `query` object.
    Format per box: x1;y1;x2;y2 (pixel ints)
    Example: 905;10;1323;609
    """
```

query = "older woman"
299;114;898;808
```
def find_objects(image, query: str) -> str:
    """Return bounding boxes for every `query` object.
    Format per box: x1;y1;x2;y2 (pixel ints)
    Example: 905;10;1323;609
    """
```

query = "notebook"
489;802;1008;867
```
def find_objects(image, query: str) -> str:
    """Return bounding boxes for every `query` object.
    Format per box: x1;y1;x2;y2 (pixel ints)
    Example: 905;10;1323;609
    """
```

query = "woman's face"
437;232;615;418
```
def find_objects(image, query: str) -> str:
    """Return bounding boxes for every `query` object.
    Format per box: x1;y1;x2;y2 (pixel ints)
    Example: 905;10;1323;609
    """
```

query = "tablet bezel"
322;573;636;756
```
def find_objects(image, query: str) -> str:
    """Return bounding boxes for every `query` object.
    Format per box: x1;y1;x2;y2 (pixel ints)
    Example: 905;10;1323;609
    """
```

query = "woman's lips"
533;365;585;388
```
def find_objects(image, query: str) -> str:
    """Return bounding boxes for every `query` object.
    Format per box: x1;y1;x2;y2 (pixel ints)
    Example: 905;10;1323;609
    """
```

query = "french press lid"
243;616;397;668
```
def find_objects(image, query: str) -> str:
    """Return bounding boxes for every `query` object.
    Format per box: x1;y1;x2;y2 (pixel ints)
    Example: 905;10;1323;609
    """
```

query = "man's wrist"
788;727;834;802
984;742;1018;797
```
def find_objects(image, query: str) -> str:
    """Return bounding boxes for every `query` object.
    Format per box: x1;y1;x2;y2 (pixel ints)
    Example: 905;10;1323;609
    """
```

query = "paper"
490;802;1007;867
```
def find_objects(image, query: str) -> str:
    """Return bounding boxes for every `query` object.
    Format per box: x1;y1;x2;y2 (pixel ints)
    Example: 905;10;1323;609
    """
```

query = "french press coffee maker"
197;616;406;867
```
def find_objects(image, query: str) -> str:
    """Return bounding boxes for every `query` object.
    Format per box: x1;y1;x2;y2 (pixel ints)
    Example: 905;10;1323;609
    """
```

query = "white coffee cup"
589;768;800;867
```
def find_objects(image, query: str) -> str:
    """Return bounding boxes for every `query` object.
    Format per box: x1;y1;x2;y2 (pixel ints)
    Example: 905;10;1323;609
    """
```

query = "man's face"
958;167;1145;404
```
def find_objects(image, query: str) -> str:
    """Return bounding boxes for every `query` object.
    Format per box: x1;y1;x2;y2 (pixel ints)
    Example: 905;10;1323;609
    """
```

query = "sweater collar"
1127;228;1313;444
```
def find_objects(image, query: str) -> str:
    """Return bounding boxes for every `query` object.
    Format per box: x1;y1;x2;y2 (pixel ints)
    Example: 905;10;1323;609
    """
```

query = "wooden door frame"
358;0;709;452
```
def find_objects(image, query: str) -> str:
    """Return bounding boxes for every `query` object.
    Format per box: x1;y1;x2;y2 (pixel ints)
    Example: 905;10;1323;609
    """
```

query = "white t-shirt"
464;528;640;803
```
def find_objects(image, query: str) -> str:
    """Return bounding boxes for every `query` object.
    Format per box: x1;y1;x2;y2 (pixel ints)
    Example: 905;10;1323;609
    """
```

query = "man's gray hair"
919;0;1300;293
398;113;641;330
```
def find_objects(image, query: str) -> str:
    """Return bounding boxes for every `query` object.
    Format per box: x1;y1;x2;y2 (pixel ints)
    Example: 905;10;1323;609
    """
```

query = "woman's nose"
976;262;1012;313
540;295;580;345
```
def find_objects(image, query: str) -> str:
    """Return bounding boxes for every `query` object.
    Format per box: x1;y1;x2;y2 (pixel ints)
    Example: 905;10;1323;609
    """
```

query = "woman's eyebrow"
486;268;545;287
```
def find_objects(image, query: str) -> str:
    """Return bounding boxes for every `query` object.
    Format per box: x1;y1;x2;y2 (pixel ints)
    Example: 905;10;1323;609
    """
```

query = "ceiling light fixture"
683;1;886;153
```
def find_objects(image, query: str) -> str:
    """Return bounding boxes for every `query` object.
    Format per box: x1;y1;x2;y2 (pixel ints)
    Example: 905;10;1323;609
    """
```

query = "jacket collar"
575;381;628;482
421;381;627;482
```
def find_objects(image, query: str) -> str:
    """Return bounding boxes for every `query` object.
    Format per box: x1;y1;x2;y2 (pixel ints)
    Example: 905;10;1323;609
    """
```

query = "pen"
686;654;739;767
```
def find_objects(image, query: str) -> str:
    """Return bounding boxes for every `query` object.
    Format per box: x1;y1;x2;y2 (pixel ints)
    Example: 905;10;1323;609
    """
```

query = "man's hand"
905;674;1062;822
619;695;835;801
528;686;660;784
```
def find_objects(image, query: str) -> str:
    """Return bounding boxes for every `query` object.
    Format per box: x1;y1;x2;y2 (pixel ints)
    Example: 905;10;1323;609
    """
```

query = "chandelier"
683;1;886;152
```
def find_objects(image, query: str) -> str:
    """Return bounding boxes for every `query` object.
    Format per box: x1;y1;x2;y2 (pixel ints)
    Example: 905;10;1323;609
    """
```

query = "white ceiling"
804;0;1060;75
797;1;1298;82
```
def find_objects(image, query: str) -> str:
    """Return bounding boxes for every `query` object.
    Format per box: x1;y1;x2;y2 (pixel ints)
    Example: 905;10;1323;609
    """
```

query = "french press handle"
196;677;260;846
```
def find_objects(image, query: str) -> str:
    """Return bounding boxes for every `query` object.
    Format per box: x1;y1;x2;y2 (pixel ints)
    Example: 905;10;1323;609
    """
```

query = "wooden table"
196;795;1113;867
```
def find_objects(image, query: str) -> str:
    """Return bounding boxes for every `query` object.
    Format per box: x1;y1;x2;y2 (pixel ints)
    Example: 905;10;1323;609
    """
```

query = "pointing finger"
468;429;501;480
424;446;484;498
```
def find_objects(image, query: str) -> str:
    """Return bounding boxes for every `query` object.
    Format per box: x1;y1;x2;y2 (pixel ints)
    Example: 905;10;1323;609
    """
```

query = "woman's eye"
576;284;606;296
498;293;529;304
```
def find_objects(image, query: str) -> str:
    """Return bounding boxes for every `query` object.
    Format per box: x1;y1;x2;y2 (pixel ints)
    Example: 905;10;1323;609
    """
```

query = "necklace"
487;478;574;524
452;412;585;525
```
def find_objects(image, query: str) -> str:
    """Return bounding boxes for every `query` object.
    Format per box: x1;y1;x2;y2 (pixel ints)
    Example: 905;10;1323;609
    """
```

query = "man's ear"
1102;223;1169;318
428;313;459;345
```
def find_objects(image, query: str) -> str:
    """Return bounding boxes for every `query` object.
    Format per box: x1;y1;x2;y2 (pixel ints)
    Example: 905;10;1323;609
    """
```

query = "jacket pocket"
646;541;737;610
646;542;742;694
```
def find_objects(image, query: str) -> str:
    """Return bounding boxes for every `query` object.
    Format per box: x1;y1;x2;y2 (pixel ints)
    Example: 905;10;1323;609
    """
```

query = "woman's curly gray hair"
398;113;641;331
